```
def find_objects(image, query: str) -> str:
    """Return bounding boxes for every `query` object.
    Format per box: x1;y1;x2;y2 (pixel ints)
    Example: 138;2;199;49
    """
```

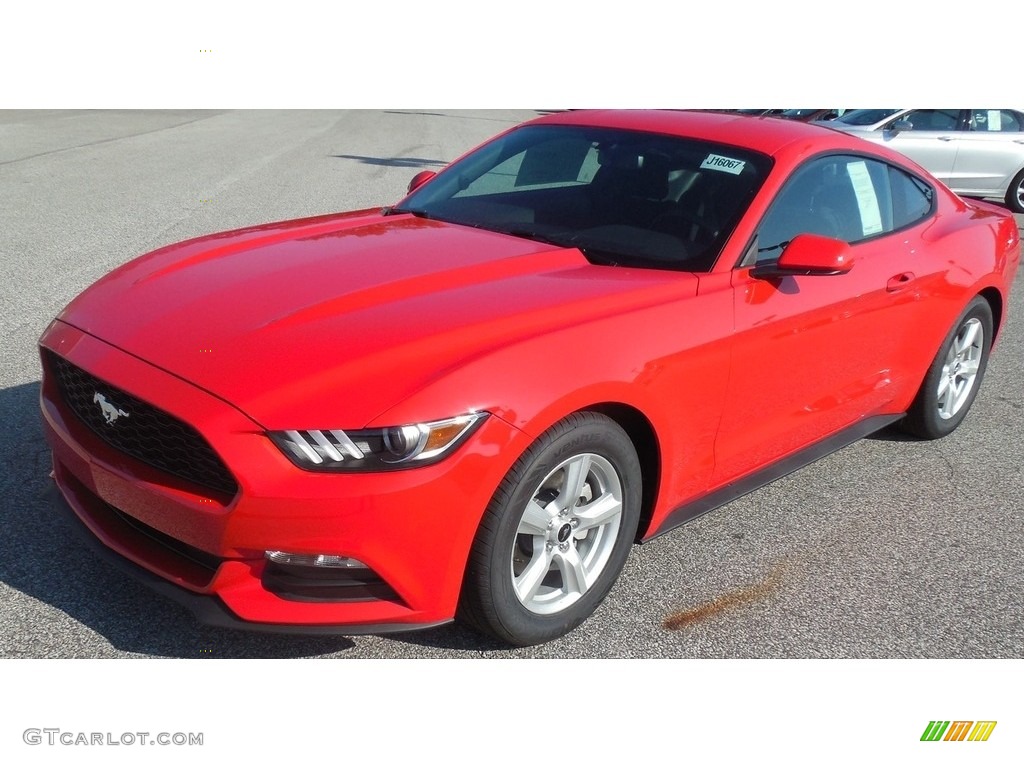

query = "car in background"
778;109;847;122
822;109;902;130
718;109;816;119
731;109;786;116
40;110;1020;646
823;109;1024;212
728;110;845;122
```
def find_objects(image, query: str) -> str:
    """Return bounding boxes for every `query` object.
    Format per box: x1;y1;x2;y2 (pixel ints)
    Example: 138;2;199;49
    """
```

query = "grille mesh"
45;350;238;496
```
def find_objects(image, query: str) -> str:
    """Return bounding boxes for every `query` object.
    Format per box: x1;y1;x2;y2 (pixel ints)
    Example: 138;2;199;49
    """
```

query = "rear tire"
458;412;642;646
901;296;992;439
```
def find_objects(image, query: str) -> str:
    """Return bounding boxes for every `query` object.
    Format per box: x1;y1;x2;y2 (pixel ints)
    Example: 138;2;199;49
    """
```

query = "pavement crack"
936;449;958;486
0;112;228;168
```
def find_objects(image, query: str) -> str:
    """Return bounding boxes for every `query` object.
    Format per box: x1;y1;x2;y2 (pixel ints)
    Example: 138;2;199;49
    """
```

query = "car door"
712;154;935;486
875;109;966;186
949;109;1024;197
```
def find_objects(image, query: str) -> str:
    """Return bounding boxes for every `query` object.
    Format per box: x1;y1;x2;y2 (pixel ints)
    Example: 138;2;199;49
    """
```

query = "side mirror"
407;170;437;194
751;233;854;278
888;119;912;134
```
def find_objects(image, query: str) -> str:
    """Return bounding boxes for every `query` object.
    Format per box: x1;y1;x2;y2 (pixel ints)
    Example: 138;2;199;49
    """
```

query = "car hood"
58;210;696;428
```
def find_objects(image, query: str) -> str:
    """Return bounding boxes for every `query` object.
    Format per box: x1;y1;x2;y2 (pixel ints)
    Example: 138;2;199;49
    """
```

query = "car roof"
529;109;855;158
528;109;935;181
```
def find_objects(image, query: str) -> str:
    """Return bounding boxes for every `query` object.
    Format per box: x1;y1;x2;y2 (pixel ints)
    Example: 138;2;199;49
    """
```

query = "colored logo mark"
921;721;997;742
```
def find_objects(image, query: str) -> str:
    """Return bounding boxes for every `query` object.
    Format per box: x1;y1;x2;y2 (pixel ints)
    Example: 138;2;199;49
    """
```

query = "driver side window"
756;155;934;264
890;109;962;131
757;156;878;262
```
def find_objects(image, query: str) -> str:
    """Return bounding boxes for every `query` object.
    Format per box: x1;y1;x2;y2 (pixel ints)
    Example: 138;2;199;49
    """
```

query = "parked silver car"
821;109;1024;212
823;109;902;130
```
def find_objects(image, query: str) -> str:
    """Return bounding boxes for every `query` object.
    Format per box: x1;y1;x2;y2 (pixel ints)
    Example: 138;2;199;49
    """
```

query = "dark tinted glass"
889;166;933;228
400;124;773;271
757;155;934;262
968;109;1023;132
899;110;962;131
833;109;900;126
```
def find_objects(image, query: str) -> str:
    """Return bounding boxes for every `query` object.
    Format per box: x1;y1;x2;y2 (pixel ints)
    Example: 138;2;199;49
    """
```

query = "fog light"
262;551;398;603
265;551;368;569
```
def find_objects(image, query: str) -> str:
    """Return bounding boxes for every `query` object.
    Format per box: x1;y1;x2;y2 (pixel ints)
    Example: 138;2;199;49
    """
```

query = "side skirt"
643;413;905;541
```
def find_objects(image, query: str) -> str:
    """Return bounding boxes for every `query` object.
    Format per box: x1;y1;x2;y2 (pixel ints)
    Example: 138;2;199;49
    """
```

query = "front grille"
45;350;239;496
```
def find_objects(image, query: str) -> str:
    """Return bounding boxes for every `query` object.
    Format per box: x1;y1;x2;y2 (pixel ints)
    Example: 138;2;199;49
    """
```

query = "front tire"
1006;168;1024;214
459;412;642;646
901;296;993;439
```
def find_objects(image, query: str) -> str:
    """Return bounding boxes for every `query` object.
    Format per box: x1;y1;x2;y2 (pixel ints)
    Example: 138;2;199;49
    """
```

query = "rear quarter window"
889;166;934;229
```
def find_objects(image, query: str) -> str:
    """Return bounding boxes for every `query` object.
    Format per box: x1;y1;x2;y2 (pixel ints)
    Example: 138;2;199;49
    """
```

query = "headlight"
268;413;487;472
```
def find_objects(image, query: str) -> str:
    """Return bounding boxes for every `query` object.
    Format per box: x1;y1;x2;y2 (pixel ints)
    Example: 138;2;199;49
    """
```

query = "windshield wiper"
498;226;575;249
499;227;644;267
575;247;624;266
384;205;432;219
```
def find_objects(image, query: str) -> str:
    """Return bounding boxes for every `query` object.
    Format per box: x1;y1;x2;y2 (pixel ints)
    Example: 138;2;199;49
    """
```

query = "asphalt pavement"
1;110;1022;659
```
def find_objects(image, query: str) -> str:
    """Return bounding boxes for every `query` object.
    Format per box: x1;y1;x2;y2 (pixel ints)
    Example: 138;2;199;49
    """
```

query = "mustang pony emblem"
93;392;129;425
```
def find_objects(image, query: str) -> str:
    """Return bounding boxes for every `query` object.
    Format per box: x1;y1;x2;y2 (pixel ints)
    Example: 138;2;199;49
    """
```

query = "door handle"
886;272;915;292
938;136;954;141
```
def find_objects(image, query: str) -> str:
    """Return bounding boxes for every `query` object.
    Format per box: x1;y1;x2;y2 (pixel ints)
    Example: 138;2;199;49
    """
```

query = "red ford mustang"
40;110;1020;646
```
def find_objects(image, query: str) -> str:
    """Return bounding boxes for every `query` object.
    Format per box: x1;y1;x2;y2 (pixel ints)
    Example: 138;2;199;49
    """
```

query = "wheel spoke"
939;399;954;419
937;375;951;399
958;358;980;377
574;492;622;532
941;379;965;418
956;320;981;355
554;545;591;597
518;500;552;536
514;546;554;604
556;455;592;510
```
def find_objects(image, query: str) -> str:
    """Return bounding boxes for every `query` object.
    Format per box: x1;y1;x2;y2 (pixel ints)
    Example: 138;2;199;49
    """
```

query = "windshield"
397;124;772;271
832;109;901;126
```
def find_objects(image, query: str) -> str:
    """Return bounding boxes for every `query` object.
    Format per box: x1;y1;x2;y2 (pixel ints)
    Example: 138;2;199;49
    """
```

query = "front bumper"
40;320;525;632
43;484;452;635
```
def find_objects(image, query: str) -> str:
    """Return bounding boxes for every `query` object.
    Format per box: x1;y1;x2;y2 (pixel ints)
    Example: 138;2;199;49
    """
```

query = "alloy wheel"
937;317;984;420
511;453;623;614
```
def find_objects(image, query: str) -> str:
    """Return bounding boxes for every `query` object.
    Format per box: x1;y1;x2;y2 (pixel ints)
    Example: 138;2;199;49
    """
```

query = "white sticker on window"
700;154;746;175
987;110;1002;131
846;161;884;237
